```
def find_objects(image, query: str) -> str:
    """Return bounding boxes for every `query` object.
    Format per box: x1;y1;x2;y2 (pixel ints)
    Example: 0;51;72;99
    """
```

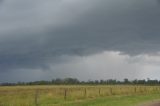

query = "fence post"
134;87;137;93
64;89;67;101
99;88;101;96
84;88;87;98
110;87;112;95
35;89;39;106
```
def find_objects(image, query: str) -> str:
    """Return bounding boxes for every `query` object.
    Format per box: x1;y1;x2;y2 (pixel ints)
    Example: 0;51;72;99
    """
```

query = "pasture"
0;85;160;106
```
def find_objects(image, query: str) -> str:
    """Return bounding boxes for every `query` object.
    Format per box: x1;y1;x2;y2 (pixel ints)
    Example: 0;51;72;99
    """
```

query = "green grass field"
0;85;160;106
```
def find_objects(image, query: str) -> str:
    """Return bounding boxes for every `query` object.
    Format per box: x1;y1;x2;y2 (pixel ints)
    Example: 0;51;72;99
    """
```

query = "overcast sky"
0;0;160;82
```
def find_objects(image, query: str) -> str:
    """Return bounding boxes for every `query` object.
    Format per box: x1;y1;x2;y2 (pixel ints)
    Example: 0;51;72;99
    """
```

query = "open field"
0;85;160;106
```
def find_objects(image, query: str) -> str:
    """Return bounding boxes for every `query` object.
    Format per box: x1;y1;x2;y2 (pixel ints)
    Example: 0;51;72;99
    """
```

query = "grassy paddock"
0;85;160;106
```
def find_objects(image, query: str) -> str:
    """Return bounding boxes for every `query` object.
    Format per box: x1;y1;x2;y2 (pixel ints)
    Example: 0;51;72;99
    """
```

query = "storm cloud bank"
0;0;160;82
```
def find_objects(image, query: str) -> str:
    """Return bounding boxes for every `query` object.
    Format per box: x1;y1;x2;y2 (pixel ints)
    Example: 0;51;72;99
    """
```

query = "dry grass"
0;85;159;106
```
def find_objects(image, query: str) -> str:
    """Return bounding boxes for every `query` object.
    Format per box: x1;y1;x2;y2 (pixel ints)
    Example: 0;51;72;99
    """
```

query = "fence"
0;85;160;106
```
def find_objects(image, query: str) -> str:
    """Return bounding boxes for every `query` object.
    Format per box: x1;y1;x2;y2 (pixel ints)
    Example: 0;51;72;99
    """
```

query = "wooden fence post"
134;87;137;93
110;87;112;95
84;88;87;98
35;89;39;106
99;88;101;96
64;89;67;100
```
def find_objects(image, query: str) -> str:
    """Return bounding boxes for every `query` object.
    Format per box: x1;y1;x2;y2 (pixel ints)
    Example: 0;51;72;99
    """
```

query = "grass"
64;94;160;106
0;85;160;106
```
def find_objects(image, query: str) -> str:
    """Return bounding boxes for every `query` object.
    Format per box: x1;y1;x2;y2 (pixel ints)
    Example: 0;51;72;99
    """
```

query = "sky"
0;0;160;82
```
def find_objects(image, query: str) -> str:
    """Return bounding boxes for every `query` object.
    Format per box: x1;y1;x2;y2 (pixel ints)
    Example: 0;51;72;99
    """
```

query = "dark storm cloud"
157;0;160;4
0;0;160;72
0;0;3;5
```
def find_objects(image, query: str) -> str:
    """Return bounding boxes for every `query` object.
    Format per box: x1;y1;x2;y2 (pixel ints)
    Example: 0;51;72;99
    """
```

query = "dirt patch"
138;100;160;106
146;102;160;106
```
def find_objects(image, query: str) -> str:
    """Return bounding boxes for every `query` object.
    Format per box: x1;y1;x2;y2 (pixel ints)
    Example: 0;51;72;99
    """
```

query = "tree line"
0;78;160;86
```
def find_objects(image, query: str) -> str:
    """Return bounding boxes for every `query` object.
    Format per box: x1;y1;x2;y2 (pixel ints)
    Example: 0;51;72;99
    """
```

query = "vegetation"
0;78;160;106
1;78;160;86
0;85;160;106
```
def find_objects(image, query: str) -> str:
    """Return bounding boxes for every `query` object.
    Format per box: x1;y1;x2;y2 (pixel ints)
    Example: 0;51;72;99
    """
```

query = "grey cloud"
157;0;160;4
0;0;160;77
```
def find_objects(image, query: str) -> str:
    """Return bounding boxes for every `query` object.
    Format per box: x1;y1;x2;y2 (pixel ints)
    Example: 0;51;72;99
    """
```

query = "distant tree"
124;78;130;84
137;80;146;85
1;77;160;86
132;79;138;84
64;78;79;84
107;79;117;85
100;80;105;84
94;80;99;84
